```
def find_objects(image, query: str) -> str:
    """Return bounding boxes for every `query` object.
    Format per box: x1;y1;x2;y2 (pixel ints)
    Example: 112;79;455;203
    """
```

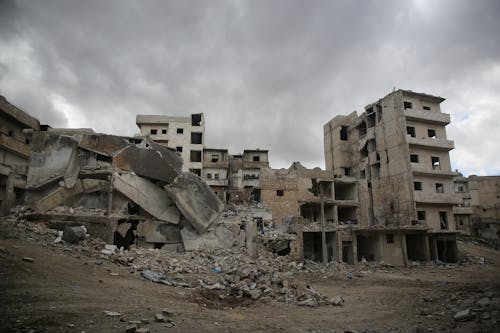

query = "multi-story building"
468;175;500;240
136;113;204;175
323;89;462;264
453;175;473;235
0;95;41;214
202;148;230;200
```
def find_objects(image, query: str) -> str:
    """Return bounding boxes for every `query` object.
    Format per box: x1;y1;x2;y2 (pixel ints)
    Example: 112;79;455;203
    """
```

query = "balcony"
204;179;229;187
358;127;375;151
413;191;462;205
411;164;459;178
0;134;30;158
407;136;454;151
405;109;450;125
202;161;229;169
453;206;473;215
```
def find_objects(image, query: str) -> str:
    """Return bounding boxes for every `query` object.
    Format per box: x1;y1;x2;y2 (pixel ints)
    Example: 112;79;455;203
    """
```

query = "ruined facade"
0;96;41;215
136;114;205;175
468;175;500;240
323;89;462;264
453;175;473;235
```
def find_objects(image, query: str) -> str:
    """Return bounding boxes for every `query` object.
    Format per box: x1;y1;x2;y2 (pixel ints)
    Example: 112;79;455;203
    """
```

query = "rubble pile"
22;130;225;250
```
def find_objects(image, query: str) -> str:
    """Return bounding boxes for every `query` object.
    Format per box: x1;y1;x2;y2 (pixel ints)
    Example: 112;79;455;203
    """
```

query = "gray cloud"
0;0;499;174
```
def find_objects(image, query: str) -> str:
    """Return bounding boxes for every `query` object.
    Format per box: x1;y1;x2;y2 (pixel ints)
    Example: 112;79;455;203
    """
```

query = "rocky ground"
0;213;499;333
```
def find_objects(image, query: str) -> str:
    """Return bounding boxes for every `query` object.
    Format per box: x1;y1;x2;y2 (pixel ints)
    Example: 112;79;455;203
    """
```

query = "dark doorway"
406;234;427;261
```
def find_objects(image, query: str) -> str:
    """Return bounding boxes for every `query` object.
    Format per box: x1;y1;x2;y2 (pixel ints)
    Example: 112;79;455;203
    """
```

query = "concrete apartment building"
0;95;41;215
136;113;205;175
323;89;462;264
468;175;500;240
453;174;473;235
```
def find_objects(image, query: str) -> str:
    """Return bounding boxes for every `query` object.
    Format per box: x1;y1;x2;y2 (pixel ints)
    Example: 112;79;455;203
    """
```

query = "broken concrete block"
165;172;224;234
125;324;137;333
104;310;122;317
136;221;181;244
453;309;472;321
113;173;180;224
154;313;166;322
34;180;84;213
62;225;87;244
22;257;34;263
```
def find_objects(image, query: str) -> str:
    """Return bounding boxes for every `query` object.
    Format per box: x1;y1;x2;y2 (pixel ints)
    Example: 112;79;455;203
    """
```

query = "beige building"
453;175;473;235
136;114;204;175
202;148;230;199
323;89;462;263
0;95;41;214
468;175;500;240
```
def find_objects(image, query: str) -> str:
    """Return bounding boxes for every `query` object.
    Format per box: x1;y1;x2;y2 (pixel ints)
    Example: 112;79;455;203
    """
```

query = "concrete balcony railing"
405;109;451;125
243;179;260;187
453;206;473;215
411;163;459;178
413;191;462;205
204;179;229;187
407;136;454;151
202;161;229;169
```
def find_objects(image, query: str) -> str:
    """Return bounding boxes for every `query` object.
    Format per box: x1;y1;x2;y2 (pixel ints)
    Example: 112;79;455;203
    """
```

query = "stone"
477;297;491;307
250;289;262;300
155;313;166;322
453;309;472;322
62;225;87;244
297;298;318;307
125;324;137;333
329;296;344;306
22;257;34;263
481;312;491;320
136;328;149;333
104;310;122;317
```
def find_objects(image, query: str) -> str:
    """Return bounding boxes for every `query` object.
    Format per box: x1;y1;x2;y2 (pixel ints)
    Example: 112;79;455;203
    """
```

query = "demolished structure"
24;129;225;250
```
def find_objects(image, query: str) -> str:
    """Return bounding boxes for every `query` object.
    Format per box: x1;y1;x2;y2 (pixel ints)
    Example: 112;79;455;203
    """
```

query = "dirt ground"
1;221;499;333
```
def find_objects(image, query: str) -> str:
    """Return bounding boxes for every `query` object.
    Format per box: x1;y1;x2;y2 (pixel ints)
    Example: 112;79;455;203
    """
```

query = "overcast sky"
1;0;499;175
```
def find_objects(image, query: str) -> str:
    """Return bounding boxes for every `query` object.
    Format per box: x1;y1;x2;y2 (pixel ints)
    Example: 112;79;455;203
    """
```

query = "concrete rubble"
23;129;225;250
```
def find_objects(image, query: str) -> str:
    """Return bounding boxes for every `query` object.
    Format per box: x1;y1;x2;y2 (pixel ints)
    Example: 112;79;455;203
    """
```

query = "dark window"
414;182;422;191
340;126;348;141
276;190;284;196
417;211;426;220
190;150;202;162
435;183;444;193
176;146;183;152
458;218;464;226
177;128;184;134
150;129;157;135
211;154;219;162
439;212;448;229
423;106;431;110
253;156;260;162
406;126;416;137
428;129;436;138
191;132;202;144
404;101;413;109
410;154;419;163
344;167;352;176
189;168;201;176
386;234;394;244
206;173;212;179
457;185;464;192
161;129;167;134
214;173;219;179
191;114;202;126
431;156;440;169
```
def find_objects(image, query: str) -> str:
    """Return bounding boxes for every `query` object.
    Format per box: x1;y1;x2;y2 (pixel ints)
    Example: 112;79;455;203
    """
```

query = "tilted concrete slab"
165;172;224;234
34;180;84;213
136;221;182;243
113;172;181;224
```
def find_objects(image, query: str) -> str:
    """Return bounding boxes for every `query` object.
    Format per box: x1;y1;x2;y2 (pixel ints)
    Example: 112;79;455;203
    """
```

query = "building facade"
468;175;500;240
136;114;205;175
0;95;41;214
323;89;462;264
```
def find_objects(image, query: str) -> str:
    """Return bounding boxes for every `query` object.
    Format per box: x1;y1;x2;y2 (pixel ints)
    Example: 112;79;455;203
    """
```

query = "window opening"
340;126;349;140
406;126;416;137
417;211;426;220
404;101;413;109
431;156;440;169
427;129;436;138
410;154;419;163
150;129;157;135
276;190;284;196
414;182;422;191
435;183;444;193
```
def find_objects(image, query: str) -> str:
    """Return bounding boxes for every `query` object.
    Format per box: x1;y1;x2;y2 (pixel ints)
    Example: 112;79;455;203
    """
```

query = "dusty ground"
1;220;499;333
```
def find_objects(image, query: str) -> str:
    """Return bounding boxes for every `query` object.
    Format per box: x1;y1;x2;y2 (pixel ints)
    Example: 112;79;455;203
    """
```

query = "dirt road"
1;222;499;333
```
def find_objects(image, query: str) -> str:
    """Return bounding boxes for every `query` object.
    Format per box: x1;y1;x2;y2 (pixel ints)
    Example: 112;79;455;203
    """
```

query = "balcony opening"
207;173;212;179
356;234;379;261
406;126;416;138
189;168;201;176
214;173;219;179
335;182;356;200
404;101;413;110
423;106;431;111
338;206;357;224
340;126;349;141
177;128;184;134
360;169;366;179
150;129;157;135
191;132;203;144
276;190;284;197
360;145;368;159
386;234;394;244
406;234;427;261
431;156;441;170
456;185;464;193
253;155;260;162
410;154;419;163
191;114;202;126
417;210;426;221
357;122;367;137
211;154;219;162
435;183;444;193
427;129;436;138
376;104;382;122
439;212;448;229
414;181;422;191
176;146;182;152
161;129;167;134
367;111;376;128
190;150;202;162
343;167;352;176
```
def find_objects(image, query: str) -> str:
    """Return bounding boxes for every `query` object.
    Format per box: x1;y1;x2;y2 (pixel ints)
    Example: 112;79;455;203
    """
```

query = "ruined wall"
260;167;299;225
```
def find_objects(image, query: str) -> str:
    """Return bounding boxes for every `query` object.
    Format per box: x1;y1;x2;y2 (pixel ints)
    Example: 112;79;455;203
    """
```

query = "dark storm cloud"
0;0;499;173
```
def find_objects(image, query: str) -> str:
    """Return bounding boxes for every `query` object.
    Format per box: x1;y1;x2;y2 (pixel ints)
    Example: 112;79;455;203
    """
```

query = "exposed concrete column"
1;172;15;216
107;174;114;216
333;204;339;225
245;219;257;259
423;234;431;262
399;231;408;267
320;184;327;264
336;232;342;262
377;232;384;261
352;230;358;265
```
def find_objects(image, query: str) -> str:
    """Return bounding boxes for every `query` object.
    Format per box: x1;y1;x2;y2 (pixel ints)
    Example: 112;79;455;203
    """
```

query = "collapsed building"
23;129;228;250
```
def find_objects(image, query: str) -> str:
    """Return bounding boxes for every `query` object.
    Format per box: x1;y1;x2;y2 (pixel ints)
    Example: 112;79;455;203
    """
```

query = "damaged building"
0;95;42;215
468;175;500;241
23;129;227;251
323;89;462;265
